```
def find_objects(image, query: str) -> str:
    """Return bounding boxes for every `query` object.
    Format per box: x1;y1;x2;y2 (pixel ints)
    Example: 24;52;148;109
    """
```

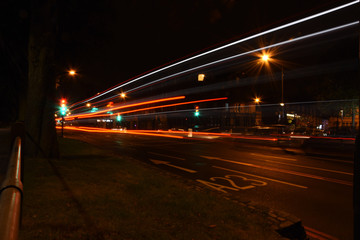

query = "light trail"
127;129;231;137
71;1;359;107
64;97;228;120
64;96;185;120
122;21;358;95
56;126;278;141
56;126;184;139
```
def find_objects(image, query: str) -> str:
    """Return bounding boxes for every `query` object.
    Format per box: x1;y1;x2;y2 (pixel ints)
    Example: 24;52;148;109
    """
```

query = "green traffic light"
60;106;67;116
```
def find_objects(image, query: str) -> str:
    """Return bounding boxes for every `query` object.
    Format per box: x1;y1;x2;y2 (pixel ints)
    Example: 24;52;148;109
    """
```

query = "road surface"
64;129;353;240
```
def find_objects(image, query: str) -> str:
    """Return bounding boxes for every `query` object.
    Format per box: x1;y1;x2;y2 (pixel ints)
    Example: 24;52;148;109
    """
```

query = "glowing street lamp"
254;98;261;104
68;70;76;76
261;54;269;62
198;73;205;82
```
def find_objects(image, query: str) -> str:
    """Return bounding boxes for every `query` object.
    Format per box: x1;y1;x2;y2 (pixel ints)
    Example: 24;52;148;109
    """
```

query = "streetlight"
68;69;76;76
198;73;205;82
261;54;269;62
120;93;126;99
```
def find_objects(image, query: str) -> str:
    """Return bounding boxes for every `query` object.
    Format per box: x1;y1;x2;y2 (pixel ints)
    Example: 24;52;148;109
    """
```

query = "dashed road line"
250;153;297;161
311;156;353;164
149;159;197;173
201;155;353;186
148;152;185;161
264;159;353;176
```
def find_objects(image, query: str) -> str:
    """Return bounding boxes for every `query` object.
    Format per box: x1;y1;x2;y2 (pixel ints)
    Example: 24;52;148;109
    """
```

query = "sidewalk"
19;137;290;240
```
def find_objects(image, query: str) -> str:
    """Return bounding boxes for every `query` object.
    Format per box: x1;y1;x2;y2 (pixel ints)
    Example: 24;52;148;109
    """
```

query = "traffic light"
91;107;98;113
194;106;200;117
116;114;122;122
59;99;68;116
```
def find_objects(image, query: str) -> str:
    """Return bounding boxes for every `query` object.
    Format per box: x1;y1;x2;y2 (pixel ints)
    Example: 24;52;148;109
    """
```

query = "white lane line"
149;159;197;173
311;156;353;164
264;160;353;176
200;155;352;186
213;165;307;189
250;153;297;161
148;152;185;161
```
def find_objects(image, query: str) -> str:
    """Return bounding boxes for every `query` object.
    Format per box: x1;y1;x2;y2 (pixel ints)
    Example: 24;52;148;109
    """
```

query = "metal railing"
0;137;23;240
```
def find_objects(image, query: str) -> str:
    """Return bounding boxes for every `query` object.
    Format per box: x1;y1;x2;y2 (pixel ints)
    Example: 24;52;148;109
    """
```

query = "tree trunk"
25;0;59;158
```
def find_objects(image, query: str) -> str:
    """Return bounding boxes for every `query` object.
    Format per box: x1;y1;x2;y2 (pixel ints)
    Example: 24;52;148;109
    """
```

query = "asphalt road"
64;130;354;240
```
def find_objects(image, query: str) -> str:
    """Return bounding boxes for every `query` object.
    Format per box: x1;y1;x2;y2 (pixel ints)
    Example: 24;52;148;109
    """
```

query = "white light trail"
72;1;359;106
124;21;358;94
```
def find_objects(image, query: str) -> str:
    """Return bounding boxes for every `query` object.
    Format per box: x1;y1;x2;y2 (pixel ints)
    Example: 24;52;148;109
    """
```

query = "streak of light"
67;96;185;119
230;135;278;141
122;129;231;137
63;97;227;120
122;22;359;95
70;1;359;107
56;126;184;139
117;97;227;116
308;136;356;141
272;134;356;141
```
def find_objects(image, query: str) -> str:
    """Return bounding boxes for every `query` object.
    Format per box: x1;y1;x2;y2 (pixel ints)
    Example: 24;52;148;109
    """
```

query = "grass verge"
20;137;282;240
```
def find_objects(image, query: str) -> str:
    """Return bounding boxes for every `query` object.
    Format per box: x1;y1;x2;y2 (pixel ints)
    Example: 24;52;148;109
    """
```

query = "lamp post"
56;69;76;137
254;97;261;126
261;54;285;123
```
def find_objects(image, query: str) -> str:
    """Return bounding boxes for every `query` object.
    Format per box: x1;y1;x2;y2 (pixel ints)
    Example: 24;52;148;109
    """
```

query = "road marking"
197;175;267;193
311;156;353;164
148;152;185;161
250;153;297;161
264;160;353;176
304;226;339;240
213;165;307;189
201;155;352;186
149;159;197;173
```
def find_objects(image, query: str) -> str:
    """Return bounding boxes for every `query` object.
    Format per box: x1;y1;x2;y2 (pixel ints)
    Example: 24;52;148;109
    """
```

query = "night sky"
56;0;344;98
0;0;358;121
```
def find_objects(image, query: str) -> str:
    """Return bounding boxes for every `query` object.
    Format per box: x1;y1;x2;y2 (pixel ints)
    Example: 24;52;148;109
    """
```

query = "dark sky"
0;0;358;121
58;0;345;100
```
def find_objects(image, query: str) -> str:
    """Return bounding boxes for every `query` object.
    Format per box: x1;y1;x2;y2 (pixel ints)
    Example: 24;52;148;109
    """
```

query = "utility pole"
61;116;64;138
354;16;360;240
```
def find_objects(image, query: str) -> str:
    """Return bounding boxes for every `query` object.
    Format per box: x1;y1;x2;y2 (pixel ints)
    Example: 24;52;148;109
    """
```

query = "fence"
0;137;23;240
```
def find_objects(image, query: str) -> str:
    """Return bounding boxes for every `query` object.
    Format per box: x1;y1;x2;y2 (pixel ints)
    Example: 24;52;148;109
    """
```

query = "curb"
243;202;307;240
